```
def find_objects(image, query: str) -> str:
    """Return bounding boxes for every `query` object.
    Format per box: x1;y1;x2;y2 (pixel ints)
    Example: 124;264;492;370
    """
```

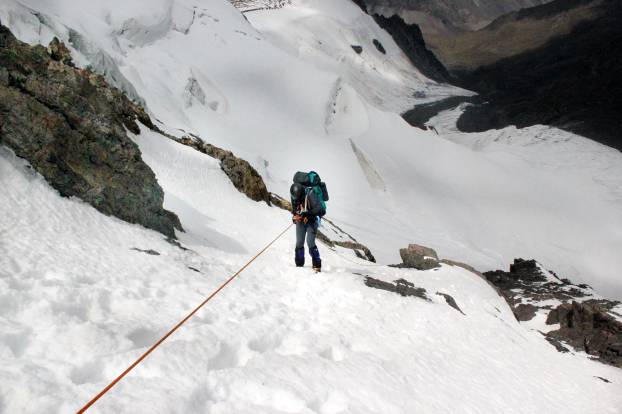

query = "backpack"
293;171;329;215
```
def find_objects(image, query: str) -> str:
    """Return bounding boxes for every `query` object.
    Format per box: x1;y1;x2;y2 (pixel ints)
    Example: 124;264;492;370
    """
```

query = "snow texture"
2;0;622;411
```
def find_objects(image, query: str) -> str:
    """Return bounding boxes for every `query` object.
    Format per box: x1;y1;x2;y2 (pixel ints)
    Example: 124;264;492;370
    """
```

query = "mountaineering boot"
309;246;321;272
295;247;305;267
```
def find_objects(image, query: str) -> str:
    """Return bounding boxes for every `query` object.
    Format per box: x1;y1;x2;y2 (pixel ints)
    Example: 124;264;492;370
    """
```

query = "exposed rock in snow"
182;71;228;113
372;38;385;53
546;301;622;368
398;243;441;270
0;26;181;237
484;258;622;367
364;277;430;300
183;76;206;108
436;292;466;315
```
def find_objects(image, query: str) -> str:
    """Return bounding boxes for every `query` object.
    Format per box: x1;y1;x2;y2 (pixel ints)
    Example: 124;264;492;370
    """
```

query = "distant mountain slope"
353;0;552;35
454;0;622;150
424;0;603;72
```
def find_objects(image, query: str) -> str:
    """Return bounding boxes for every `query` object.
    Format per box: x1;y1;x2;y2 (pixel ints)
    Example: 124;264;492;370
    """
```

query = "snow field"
3;135;622;412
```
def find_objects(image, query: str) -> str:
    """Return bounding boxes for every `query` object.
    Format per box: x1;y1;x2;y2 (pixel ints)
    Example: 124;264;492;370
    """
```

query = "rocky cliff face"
0;25;182;238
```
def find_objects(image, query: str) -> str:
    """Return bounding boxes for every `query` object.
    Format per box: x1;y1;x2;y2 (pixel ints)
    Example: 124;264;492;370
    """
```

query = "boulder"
399;243;440;270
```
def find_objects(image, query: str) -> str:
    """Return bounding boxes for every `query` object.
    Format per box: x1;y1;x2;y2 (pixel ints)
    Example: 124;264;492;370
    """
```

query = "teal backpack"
293;171;329;215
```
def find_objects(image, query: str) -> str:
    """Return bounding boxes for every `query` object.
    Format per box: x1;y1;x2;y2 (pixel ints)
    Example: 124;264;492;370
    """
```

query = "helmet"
290;182;305;201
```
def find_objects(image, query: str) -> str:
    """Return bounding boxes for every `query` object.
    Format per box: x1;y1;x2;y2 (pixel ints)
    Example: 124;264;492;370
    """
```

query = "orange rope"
76;223;293;413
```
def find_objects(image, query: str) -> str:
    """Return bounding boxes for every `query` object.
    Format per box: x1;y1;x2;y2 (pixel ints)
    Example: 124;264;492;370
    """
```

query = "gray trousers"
295;221;318;249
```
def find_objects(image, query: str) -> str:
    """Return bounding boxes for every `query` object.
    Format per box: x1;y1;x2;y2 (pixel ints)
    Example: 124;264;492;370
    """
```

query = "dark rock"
370;14;450;83
0;67;8;85
187;266;201;273
177;135;270;203
0;25;181;238
545;307;560;325
546;301;622;367
484;258;546;290
351;45;363;54
131;248;160;256
436;292;465;315
365;277;429;300
594;376;611;383
372;39;386;54
334;241;376;263
269;192;291;211
544;335;570;353
513;303;538;321
47;37;73;66
399;243;440;270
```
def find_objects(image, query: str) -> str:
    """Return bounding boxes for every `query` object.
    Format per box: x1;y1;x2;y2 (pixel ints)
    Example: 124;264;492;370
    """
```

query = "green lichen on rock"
0;25;181;238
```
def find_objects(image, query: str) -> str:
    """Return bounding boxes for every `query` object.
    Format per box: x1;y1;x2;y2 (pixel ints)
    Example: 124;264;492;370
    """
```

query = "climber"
290;171;329;272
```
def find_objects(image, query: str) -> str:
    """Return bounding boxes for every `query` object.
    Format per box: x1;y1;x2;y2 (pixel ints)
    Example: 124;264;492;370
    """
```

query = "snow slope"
3;0;622;297
2;138;622;413
2;1;622;410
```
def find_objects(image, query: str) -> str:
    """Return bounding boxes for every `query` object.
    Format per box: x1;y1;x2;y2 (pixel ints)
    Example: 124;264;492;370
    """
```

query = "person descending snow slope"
290;171;329;272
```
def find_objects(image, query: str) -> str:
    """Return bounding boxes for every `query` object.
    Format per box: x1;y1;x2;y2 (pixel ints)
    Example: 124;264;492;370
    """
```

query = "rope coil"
76;223;293;413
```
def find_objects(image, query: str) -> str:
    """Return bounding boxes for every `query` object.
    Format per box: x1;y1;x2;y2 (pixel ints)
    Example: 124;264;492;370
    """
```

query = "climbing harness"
76;223;293;413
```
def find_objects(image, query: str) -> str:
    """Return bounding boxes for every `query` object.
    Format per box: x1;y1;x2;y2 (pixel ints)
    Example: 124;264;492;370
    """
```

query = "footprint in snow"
319;345;345;362
248;332;283;353
126;327;159;349
70;360;104;385
208;342;250;370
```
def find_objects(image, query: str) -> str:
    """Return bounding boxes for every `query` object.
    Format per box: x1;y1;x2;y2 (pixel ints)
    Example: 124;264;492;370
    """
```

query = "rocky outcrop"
483;259;592;321
485;258;622;367
176;135;270;203
395;243;440;270
364;277;429;300
436;292;465;315
546;301;622;368
0;26;181;238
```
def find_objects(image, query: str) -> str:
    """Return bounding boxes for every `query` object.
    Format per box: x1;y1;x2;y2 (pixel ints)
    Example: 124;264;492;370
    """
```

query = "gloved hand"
292;214;302;224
